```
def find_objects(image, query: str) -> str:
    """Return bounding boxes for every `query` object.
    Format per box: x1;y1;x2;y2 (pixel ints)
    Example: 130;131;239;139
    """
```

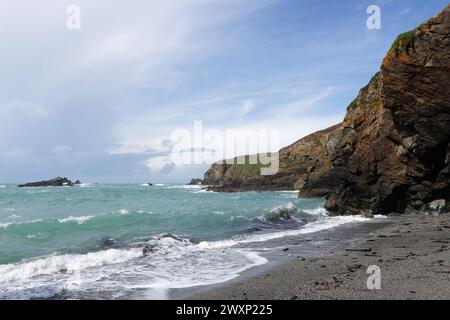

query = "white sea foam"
0;212;375;299
119;209;129;215
58;216;94;224
79;183;93;188
0;248;143;284
193;189;210;193
303;207;329;216
269;202;296;212
117;236;267;292
0;219;44;230
0;235;266;300
197;215;378;250
0;185;6;188
166;184;202;190
0;222;14;229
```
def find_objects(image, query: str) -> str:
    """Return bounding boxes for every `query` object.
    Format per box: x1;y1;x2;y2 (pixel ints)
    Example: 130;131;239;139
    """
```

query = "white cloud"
239;99;255;117
145;156;173;173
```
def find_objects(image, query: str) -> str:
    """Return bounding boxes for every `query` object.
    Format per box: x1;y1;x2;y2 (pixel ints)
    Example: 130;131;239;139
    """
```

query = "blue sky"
0;0;448;183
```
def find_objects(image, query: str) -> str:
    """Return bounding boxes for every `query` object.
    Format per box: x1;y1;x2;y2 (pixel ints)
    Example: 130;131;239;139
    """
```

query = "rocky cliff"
203;4;450;215
204;124;341;192
301;4;450;215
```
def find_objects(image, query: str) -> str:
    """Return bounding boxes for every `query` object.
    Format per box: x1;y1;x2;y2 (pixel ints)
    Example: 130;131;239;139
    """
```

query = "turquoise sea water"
0;183;369;299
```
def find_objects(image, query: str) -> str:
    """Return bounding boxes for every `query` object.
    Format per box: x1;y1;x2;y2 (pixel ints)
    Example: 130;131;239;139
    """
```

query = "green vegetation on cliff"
389;30;415;54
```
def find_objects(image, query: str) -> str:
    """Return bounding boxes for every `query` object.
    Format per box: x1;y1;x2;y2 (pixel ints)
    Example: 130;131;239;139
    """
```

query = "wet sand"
189;214;450;300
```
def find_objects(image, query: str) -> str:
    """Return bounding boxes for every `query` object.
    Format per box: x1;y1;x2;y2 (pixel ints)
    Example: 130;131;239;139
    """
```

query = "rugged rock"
187;179;203;186
202;4;450;216
203;124;342;192
18;177;75;187
301;5;450;215
427;199;447;214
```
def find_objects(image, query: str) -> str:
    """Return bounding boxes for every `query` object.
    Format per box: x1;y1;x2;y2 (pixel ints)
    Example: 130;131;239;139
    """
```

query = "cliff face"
203;4;450;215
203;124;342;192
302;5;450;215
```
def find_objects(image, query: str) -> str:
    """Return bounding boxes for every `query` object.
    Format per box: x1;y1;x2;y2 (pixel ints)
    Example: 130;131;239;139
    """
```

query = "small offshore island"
18;177;81;188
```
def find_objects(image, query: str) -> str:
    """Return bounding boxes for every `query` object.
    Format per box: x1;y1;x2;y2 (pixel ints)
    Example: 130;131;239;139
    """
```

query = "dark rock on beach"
18;177;76;187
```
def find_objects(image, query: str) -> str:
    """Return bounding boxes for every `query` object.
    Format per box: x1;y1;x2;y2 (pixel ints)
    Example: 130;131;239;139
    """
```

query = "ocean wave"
0;185;6;188
0;210;375;299
193;189;210;193
165;184;202;190
120;234;268;291
197;215;378;250
0;222;14;229
263;203;299;223
0;219;44;230
0;234;266;299
0;210;144;232
0;215;97;230
302;207;329;216
57;216;94;224
78;183;94;188
260;203;331;223
0;248;143;284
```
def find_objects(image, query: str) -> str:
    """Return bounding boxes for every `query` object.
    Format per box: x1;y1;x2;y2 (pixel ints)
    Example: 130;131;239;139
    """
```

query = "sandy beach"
190;214;450;300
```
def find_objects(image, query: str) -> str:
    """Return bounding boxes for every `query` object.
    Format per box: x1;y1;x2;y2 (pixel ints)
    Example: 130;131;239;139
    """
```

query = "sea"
0;183;374;299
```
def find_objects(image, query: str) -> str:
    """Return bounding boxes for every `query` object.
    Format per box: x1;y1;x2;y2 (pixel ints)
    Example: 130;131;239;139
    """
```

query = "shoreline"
182;214;450;300
169;216;392;299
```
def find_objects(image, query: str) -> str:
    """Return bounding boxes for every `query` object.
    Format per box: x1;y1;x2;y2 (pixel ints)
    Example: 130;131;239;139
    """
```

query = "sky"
0;0;448;183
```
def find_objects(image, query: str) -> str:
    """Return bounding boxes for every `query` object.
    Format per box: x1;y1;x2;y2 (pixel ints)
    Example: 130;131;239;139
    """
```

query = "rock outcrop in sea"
187;179;203;186
203;4;450;215
18;177;77;187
